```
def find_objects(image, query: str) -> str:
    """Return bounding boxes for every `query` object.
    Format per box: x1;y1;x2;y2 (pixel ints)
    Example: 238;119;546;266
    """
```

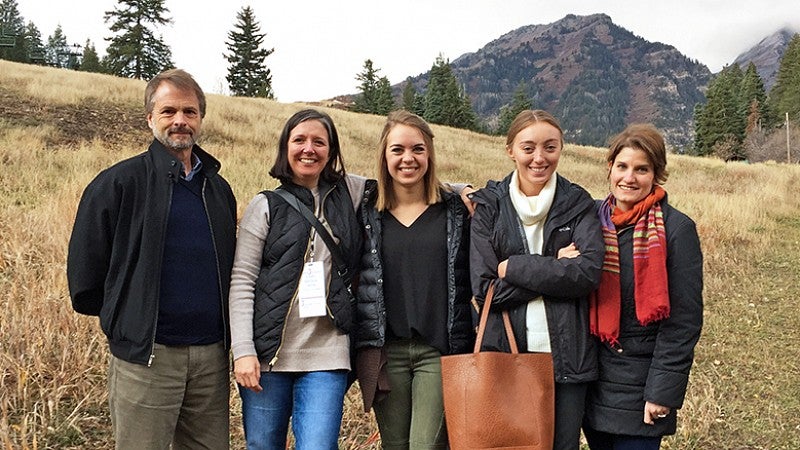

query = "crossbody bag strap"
273;188;350;280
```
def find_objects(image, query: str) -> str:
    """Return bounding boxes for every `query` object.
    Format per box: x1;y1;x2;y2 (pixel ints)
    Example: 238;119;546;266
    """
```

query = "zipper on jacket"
269;232;312;369
201;177;229;351
149;172;175;367
271;184;339;367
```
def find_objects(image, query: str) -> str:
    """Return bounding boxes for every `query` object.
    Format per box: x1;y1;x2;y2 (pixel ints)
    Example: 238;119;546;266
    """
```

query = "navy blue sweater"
156;174;224;345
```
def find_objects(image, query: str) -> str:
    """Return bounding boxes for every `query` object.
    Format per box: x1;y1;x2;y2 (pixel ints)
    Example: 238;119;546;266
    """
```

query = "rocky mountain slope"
403;14;712;148
733;27;795;90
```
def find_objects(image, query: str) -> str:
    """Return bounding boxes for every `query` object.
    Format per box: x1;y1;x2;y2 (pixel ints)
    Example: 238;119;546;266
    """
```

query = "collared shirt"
182;153;203;181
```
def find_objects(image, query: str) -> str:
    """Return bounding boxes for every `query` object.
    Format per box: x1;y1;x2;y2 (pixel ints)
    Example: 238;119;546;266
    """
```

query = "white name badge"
297;261;327;318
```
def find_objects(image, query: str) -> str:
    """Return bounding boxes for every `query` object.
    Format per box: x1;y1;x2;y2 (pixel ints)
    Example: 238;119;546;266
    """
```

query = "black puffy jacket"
584;198;703;437
470;173;604;383
252;179;362;364
355;180;473;355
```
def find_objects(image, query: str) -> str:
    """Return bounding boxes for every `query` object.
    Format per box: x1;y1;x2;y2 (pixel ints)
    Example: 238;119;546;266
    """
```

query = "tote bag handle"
473;281;519;354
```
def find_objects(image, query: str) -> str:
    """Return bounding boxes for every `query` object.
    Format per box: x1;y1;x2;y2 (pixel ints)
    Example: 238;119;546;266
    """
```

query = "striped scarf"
589;186;670;346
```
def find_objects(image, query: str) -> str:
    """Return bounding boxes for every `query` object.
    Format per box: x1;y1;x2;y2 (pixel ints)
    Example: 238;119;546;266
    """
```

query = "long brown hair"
376;110;443;211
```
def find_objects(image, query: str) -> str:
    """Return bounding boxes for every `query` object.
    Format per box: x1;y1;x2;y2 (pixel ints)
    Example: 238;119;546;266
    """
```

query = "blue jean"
238;370;347;450
583;426;663;450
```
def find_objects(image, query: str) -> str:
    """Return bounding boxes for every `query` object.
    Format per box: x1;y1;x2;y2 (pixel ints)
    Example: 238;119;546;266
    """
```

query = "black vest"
252;179;362;362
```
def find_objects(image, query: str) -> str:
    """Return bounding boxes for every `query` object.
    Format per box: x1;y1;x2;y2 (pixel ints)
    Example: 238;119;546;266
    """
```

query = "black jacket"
67;139;237;365
355;180;473;355
252;179;362;365
470;173;604;383
584;198;703;437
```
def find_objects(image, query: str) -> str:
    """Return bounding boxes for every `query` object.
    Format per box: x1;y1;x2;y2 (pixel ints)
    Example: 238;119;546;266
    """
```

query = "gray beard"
161;134;196;151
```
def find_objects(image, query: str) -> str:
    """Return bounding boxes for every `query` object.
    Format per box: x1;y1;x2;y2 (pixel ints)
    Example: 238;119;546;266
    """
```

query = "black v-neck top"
381;202;449;352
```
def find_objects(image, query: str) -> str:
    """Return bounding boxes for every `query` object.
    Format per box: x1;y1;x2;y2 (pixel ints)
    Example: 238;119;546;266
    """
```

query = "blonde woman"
469;109;604;450
355;110;473;449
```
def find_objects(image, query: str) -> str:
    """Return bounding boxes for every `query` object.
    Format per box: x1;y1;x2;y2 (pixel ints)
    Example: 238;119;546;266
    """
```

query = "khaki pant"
108;342;230;450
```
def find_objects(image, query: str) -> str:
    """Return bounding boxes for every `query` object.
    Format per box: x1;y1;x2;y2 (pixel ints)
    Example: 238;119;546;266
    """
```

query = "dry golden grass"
2;60;800;449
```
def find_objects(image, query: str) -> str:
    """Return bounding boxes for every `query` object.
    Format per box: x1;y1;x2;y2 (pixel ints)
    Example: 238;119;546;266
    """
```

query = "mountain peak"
734;27;797;89
444;13;710;147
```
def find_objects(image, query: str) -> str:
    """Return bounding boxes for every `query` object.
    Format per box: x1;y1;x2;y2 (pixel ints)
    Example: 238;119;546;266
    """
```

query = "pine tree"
401;77;424;116
0;0;27;62
691;103;707;156
79;39;105;73
497;81;533;135
693;64;745;158
452;85;479;131
768;33;800;126
423;55;478;130
353;59;395;115
373;76;395;115
739;62;768;135
224;6;275;99
104;0;174;80
402;78;415;110
46;25;72;68
23;21;45;65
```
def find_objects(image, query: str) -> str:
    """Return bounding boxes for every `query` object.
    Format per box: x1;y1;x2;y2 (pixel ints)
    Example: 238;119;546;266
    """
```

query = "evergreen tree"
401;77;417;111
497;81;533;135
0;0;27;62
46;25;75;68
224;6;275;99
691;103;707;156
739;62;768;135
79;39;105;73
401;77;425;116
353;59;395;115
23;21;45;65
423;54;477;130
373;76;395;115
423;55;453;125
104;0;174;80
693;64;745;158
456;88;479;131
768;33;800;126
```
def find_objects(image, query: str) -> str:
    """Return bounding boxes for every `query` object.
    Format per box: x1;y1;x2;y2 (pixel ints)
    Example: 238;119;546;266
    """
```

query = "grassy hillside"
1;60;799;449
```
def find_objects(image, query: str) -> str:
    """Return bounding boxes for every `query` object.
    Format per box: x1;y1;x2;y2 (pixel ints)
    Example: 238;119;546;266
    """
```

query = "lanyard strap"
273;188;350;280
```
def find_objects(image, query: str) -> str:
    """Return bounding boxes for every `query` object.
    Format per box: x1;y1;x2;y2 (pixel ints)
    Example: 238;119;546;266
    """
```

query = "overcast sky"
16;0;800;103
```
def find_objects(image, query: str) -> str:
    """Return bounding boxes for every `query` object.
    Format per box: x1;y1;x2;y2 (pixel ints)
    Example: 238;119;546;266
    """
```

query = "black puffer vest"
252;179;362;363
355;180;473;355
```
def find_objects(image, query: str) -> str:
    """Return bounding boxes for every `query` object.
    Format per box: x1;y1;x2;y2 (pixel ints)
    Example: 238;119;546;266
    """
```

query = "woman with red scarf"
583;124;703;449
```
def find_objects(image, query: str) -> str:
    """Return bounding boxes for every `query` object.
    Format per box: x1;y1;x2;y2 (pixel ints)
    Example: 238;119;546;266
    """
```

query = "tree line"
2;0;800;157
692;33;800;162
0;0;274;98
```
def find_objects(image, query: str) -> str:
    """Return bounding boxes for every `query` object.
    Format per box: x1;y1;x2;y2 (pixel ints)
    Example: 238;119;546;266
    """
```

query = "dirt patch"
0;86;149;146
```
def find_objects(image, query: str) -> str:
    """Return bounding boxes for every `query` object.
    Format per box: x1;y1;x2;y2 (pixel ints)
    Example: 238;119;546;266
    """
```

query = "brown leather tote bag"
441;282;555;449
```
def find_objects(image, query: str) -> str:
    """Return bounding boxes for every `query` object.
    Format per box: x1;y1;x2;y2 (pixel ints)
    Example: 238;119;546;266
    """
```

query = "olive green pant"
373;339;447;450
108;342;230;450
